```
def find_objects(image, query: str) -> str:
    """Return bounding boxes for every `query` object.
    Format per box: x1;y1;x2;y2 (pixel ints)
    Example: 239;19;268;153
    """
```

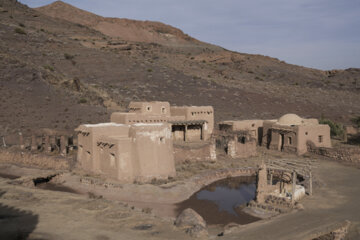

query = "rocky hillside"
36;1;199;46
0;0;359;143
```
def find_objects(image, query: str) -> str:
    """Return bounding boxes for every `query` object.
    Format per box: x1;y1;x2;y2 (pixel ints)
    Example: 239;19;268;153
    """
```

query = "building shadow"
0;191;39;240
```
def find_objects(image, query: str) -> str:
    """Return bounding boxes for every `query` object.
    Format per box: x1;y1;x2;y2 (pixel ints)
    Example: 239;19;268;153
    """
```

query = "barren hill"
0;0;359;143
36;1;199;46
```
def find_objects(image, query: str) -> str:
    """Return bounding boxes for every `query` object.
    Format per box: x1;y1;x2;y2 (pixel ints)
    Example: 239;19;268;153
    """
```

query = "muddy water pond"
176;176;260;225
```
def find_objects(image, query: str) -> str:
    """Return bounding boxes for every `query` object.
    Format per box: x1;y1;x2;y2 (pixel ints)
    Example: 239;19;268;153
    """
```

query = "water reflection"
176;176;259;225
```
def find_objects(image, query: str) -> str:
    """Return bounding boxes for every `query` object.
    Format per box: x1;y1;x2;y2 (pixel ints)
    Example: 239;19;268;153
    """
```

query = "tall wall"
129;124;175;182
77;123;176;183
76;123;129;173
297;125;331;155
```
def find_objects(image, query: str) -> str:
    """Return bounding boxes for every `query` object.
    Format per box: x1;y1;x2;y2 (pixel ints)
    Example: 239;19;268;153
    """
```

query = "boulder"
175;208;206;229
185;224;208;238
175;208;208;238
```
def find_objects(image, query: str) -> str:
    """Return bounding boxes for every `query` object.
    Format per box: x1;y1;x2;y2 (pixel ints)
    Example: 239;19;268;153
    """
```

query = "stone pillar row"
19;133;73;156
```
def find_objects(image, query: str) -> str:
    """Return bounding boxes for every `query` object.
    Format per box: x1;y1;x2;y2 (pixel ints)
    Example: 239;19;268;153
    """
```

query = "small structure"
262;114;331;155
216;120;263;158
111;101;214;142
75;122;176;183
254;162;306;208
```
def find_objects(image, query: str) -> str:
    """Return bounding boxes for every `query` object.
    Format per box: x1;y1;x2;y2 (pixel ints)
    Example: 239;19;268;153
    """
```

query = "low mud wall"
0;148;74;170
174;142;216;163
307;143;360;167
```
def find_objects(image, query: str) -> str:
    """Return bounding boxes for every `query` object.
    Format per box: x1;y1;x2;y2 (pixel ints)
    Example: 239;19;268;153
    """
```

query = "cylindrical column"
19;132;25;150
44;135;51;153
60;136;67;156
269;171;273;185
31;135;37;151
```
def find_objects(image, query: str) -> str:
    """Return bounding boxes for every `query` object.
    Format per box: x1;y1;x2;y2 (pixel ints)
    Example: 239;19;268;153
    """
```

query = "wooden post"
19;132;24;150
292;171;297;203
201;124;204;141
309;171;313;196
31;135;37;151
184;125;188;142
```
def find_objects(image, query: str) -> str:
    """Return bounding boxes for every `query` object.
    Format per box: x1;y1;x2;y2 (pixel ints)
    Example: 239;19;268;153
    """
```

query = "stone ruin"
248;161;309;214
18;131;75;156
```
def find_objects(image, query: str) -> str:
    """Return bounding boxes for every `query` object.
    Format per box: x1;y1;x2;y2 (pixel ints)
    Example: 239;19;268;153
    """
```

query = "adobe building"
111;101;216;163
218;114;331;157
111;101;214;142
216;120;262;158
75;122;176;183
262;114;331;155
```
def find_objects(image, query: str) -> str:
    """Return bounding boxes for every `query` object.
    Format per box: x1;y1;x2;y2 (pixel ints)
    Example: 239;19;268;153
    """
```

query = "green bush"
319;118;344;138
351;116;360;128
14;27;26;35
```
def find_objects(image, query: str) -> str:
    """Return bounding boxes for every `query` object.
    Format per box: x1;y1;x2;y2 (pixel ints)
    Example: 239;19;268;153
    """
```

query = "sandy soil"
1;151;360;239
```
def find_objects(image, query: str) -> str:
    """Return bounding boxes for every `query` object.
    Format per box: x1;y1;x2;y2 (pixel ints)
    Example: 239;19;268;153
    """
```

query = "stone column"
60;136;68;156
292;171;297;203
227;138;236;158
256;162;268;203
44;135;51;153
269;170;273;185
210;138;217;161
50;136;56;151
31;135;37;151
343;126;348;143
19;132;24;150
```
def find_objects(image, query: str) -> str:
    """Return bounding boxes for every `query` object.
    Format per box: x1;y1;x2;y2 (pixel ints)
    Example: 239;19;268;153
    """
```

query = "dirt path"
0;157;359;239
222;158;360;239
0;177;191;240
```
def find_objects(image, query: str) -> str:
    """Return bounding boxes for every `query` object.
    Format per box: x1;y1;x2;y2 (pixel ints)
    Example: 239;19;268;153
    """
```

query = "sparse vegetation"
14;27;26;35
319;118;344;138
43;65;54;72
147;68;153;72
18;23;25;27
78;98;87;104
64;53;74;60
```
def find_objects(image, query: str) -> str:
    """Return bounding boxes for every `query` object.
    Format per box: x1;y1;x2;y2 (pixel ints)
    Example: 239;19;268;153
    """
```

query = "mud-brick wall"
307;144;360;167
174;143;216;163
0;149;73;170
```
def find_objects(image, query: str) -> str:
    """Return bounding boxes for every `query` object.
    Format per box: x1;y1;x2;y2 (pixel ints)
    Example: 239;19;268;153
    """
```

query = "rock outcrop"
175;208;208;238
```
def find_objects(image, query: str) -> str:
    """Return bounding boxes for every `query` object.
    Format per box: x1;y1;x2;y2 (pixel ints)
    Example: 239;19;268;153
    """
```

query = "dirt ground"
1;150;360;239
